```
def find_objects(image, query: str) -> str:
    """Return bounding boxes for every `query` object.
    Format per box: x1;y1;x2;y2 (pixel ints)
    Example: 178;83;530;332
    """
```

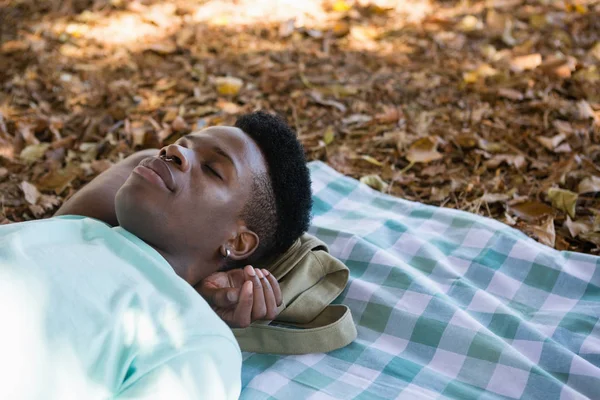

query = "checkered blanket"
241;161;600;400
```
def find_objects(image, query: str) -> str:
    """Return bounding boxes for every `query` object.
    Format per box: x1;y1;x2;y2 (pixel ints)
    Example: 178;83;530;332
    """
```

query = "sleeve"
114;336;242;400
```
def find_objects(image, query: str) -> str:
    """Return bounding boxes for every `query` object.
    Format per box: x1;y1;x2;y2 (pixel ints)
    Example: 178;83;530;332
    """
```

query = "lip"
135;157;176;192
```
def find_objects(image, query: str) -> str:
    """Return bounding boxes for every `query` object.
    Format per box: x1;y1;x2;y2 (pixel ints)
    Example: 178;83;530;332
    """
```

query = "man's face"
115;126;267;281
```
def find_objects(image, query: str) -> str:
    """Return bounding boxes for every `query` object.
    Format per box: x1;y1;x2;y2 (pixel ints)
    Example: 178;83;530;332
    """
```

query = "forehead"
186;126;267;173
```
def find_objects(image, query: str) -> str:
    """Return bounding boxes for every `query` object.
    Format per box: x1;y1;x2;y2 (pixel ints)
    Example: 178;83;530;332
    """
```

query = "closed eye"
203;164;223;180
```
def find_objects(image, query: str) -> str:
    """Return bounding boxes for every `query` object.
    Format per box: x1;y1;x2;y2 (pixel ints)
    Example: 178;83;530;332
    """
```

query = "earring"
224;248;231;259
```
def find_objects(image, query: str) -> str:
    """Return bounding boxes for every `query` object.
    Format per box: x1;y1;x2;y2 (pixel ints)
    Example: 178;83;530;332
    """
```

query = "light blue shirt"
0;216;241;400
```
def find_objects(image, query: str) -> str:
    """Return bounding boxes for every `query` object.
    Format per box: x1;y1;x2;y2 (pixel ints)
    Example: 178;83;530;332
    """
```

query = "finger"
248;267;267;321
232;280;253;328
264;269;283;307
208;287;240;309
258;269;278;320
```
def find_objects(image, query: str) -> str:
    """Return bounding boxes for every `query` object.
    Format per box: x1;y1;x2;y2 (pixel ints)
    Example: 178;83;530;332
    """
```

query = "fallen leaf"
171;116;189;132
578;176;600;194
376;107;401;124
431;186;451;201
457;15;483;32
579;232;600;247
537;133;566;151
531;216;556;248
497;88;524;101
485;154;526;170
590;42;600;62
279;19;295;38
406;137;443;163
310;91;347;112
360;155;383;167
332;21;350;37
481;193;510;203
214;77;244;96
342;114;372;125
145;41;177;55
1;40;29;54
576;100;598;122
510;53;542;72
19;181;40;205
552;120;575;136
547;187;578;219
360;175;388;192
323;126;335;145
509;201;555;222
332;0;351;12
565;217;592;238
20;143;50;163
37;165;81;195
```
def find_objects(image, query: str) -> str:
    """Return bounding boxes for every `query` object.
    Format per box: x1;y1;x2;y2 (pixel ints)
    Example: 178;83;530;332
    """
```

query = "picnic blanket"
240;161;600;400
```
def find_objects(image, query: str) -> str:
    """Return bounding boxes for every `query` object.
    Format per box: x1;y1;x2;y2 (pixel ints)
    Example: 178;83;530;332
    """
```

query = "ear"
225;225;260;261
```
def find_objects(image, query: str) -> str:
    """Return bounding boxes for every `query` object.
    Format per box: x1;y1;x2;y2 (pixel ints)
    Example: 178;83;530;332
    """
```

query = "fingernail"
263;269;270;276
247;266;256;277
256;269;264;279
227;291;238;302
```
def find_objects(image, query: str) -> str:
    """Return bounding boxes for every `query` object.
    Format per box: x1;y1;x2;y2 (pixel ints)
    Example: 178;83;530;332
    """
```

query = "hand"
196;265;283;328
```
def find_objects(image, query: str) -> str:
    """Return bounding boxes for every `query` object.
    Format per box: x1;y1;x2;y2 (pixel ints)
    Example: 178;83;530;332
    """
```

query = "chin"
115;180;165;235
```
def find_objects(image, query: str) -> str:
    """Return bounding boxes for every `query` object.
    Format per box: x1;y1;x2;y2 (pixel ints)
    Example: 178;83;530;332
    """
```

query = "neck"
150;244;221;286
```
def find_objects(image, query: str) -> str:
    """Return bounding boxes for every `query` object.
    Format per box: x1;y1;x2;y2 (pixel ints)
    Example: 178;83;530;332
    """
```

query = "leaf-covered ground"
1;0;599;253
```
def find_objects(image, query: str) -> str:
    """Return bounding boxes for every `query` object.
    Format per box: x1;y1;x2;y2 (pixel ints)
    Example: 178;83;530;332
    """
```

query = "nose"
159;144;191;172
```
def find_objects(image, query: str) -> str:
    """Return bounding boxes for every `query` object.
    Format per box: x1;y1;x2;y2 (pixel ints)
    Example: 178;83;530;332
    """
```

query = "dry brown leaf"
1;40;29;54
510;53;542;72
578;176;600;194
590;42;600;61
19;181;40;205
547;187;578;219
509;201;555;222
37;165;81;195
537;134;566;151
406;137;443;164
532;216;556;248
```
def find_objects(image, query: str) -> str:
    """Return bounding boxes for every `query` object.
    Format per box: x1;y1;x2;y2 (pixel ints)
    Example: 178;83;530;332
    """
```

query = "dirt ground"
1;0;599;253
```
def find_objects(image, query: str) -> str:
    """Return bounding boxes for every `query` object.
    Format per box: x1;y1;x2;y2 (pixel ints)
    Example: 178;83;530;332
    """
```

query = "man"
0;112;313;399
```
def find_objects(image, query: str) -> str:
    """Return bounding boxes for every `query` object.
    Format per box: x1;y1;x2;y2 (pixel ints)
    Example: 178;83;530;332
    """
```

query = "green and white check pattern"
241;161;600;400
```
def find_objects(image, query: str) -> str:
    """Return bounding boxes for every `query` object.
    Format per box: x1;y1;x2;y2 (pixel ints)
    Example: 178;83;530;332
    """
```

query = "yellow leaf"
360;155;383;167
323;126;335;145
406;137;443;164
457;15;483;32
360;175;388;192
332;0;352;12
333;21;350;37
547;187;578;219
463;71;479;84
20;143;50;163
214;77;243;96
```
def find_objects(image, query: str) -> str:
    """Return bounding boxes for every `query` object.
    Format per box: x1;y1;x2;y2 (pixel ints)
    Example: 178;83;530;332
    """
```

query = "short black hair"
234;111;312;265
